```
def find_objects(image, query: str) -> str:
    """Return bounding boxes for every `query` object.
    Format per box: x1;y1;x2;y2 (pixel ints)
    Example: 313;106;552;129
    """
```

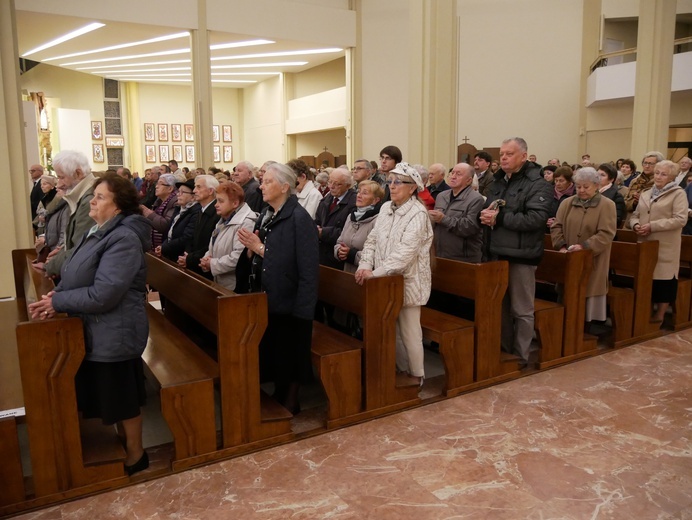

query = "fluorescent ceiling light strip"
23;22;105;57
105;73;191;77
77;60;191;70
62;48;190;66
210;39;274;50
212;72;279;76
212;80;257;83
212;61;307;69
43;32;189;62
210;47;342;61
91;67;192;73
111;77;256;84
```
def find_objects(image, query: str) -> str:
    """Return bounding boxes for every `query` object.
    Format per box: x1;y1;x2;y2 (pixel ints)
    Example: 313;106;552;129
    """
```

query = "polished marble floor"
14;331;692;519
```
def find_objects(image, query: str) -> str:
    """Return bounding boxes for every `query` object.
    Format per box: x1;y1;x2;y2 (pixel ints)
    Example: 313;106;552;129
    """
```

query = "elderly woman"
140;173;177;251
315;171;330;197
35;186;69;262
597;163;626;226
289;158;323;219
547;166;575;227
334;180;383;273
630;160;688;324
29;173;152;476
355;162;433;388
199;182;257;290
33;174;58;234
620;159;637;187
237;163;319;414
550;167;617;326
156;179;200;261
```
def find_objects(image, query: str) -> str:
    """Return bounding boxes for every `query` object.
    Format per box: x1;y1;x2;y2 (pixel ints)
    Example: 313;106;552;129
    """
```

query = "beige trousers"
395;305;425;377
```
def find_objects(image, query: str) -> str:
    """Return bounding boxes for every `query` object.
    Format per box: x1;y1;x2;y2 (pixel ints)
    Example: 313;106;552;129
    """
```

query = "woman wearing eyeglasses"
355;162;433;388
156;179;200;261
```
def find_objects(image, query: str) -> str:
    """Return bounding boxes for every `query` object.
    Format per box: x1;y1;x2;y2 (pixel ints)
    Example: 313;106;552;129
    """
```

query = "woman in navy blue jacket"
29;174;152;476
238;162;319;414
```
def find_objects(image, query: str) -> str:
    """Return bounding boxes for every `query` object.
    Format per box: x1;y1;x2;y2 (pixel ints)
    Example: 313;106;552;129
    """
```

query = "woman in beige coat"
629;160;688;324
550;167;617;324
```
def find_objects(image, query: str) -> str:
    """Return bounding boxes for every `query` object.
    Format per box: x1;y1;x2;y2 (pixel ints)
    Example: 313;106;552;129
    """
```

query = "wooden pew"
316;266;416;425
145;254;292;467
535;249;598;368
426;259;515;386
607;240;660;346
615;229;692;330
6;250;127;506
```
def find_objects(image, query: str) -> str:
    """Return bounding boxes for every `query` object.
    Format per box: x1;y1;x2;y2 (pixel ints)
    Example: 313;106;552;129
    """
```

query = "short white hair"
195;174;219;190
52;150;91;178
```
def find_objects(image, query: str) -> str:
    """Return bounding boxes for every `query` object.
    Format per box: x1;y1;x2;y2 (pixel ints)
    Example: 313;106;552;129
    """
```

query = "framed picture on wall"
222;125;232;142
144;123;155;142
171;124;182;142
212;125;220;143
158;123;168;141
145;145;156;163
184;124;194;142
105;136;124;147
223;145;233;163
159;145;169;162
91;121;102;140
92;144;104;163
185;145;195;163
213;146;220;163
172;145;183;162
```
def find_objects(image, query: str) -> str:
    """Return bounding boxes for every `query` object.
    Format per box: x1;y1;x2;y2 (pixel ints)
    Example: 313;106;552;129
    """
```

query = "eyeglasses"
385;179;415;186
351;167;369;171
178;190;193;195
642;161;657;166
328;181;344;187
29;169;41;173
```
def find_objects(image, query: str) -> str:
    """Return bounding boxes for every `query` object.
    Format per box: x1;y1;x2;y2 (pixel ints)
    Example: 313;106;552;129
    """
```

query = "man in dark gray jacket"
480;137;552;366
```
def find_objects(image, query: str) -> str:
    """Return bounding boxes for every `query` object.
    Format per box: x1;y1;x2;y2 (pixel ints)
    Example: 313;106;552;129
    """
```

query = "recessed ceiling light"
114;78;191;82
88;67;192;73
77;59;191;70
22;22;105;57
211;48;342;61
211;80;257;83
43;32;190;62
61;48;190;66
211;61;307;69
210;39;274;50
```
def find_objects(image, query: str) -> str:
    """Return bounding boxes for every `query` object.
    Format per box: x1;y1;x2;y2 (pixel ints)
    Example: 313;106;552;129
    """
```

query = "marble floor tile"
13;331;692;520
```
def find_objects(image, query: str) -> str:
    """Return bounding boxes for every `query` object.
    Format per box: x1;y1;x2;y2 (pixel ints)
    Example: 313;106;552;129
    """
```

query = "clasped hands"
28;291;56;320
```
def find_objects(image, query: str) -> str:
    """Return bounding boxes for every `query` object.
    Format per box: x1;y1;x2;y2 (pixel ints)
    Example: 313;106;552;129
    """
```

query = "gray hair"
333;166;354;187
261;160;277;170
574;167;600;185
266;163;297;195
502;137;528;152
52;150;91;178
615;171;625;186
412;164;429;183
643;151;664;163
195;174;219;190
40;174;57;186
315;171;329;184
657;159;679;180
354;158;373;171
159;173;177;187
237;160;255;171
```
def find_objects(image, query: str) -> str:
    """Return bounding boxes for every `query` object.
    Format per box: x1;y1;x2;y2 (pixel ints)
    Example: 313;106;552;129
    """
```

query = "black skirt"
259;314;313;386
651;277;678;305
75;358;147;425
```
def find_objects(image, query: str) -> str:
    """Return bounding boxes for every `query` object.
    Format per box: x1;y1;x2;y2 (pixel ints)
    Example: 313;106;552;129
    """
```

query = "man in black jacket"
480;137;552;366
178;174;219;278
233;160;265;213
314;166;357;269
29;163;45;220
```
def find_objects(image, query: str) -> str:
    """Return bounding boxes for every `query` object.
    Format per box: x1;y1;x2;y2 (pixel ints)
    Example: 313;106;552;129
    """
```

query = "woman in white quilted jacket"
355;162;433;388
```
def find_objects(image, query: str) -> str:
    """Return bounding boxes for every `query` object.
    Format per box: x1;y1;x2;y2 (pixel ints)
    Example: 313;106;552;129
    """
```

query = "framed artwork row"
146;145;197;163
143;123;231;143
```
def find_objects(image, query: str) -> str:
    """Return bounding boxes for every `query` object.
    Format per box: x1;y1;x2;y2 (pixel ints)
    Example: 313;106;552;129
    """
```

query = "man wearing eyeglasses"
314;167;357;269
624;151;664;214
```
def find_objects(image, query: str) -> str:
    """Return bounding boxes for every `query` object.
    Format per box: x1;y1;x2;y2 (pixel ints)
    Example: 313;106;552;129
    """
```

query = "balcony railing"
590;36;692;73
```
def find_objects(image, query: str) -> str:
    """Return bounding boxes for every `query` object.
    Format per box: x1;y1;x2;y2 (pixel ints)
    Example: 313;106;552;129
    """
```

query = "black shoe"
125;451;149;476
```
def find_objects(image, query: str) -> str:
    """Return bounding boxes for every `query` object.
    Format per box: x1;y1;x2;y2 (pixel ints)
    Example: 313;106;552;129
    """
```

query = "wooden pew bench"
426;258;514;390
535;248;598;368
615;229;692;331
316;266;414;426
2;250;128;512
146;254;292;468
607;240;660;347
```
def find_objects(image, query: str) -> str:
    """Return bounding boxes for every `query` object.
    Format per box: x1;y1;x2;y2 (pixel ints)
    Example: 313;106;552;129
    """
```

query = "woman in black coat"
598;163;626;227
156;179;200;261
238;162;319;414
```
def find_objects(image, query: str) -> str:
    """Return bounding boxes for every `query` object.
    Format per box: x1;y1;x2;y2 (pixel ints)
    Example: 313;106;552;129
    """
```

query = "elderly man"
168;159;185;183
429;163;484;262
314;166;357;269
178;174;219;278
233;160;264;212
428;163;450;200
141;165;161;209
42;150;97;278
624;151;664;214
480;137;552;367
676;156;691;187
29;163;45;220
473;151;495;197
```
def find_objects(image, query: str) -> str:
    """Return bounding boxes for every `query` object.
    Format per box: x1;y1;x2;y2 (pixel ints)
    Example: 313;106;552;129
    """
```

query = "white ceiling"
15;10;345;88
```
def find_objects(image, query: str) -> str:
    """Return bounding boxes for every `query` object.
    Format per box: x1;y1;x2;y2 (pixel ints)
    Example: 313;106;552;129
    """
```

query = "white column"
190;0;214;168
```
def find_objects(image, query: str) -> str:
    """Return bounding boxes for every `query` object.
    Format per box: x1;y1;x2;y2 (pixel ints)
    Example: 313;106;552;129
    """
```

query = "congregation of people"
25;143;692;476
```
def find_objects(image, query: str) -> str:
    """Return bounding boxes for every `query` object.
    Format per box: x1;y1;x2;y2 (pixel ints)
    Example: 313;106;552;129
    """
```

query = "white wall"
242;75;284;164
456;0;584;164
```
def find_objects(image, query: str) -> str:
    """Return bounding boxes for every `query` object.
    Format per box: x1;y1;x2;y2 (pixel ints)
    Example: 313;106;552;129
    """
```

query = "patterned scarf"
151;191;176;250
650;181;678;202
